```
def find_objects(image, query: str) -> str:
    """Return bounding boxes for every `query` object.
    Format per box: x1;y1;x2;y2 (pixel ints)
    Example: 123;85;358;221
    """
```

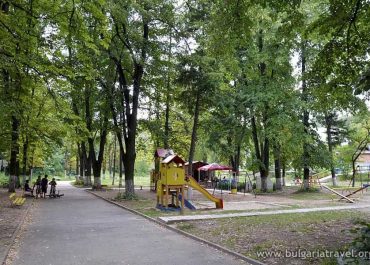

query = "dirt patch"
0;189;32;263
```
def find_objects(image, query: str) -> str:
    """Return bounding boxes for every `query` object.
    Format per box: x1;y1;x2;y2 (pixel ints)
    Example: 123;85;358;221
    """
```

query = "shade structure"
197;163;232;171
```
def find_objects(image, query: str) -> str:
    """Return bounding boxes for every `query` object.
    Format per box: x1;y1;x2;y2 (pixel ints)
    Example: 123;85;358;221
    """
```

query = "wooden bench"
9;193;26;207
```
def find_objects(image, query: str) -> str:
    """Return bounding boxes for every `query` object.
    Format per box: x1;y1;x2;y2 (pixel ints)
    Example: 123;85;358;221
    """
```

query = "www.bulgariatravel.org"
256;249;370;259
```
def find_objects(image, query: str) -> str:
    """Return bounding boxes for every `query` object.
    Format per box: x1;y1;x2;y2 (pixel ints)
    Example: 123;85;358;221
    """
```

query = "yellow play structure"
153;148;223;212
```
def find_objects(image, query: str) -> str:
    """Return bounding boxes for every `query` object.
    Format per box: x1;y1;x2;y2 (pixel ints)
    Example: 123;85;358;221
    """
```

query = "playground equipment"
185;176;223;209
156;154;187;213
154;149;223;212
309;172;368;203
320;185;355;203
339;184;369;202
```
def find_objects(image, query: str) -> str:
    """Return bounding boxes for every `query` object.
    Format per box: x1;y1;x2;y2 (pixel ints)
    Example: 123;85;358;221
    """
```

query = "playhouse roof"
155;148;174;158
198;163;232;171
161;154;185;165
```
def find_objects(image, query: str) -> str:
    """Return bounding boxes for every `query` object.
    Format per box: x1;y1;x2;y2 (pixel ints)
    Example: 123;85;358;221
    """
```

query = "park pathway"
12;182;247;265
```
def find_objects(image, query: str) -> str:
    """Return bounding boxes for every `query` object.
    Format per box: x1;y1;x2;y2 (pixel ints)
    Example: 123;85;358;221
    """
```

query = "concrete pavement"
12;182;247;265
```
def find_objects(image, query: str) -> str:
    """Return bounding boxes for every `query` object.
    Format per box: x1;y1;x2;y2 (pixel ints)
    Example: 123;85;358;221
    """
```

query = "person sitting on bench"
24;179;33;196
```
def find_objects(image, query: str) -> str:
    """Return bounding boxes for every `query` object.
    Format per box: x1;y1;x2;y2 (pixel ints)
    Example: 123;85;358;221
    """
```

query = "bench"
23;188;34;197
9;193;26;207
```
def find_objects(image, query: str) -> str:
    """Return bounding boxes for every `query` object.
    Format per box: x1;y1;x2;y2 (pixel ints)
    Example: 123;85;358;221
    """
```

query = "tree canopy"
1;0;369;193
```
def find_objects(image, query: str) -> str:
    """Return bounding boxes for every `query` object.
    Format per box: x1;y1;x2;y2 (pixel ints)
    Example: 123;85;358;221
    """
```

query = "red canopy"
197;163;232;171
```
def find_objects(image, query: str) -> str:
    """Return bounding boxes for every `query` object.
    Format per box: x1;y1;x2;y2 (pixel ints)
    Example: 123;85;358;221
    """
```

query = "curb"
86;190;265;265
1;198;34;265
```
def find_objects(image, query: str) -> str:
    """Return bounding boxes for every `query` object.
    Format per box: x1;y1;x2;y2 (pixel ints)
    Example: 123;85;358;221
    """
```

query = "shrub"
339;221;370;264
0;173;8;188
73;179;84;186
217;181;230;190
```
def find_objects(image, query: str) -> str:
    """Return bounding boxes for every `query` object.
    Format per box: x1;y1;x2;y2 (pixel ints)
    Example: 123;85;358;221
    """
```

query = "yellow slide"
186;176;223;209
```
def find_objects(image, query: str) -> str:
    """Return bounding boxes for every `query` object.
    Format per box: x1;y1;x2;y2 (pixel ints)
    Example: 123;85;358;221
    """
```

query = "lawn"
175;210;370;265
100;175;150;187
0;172;8;187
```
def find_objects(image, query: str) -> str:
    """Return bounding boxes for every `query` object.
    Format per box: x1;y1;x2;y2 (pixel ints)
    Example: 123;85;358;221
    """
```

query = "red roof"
198;163;232;171
161;155;185;165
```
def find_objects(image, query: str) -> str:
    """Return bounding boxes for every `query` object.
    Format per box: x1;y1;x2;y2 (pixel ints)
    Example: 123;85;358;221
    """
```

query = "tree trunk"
261;137;269;192
108;144;112;179
112;136;117;185
251;116;265;191
80;142;90;186
22;137;29;185
123;146;135;196
164;33;172;149
119;150;123;188
9;115;20;192
107;18;148;197
274;145;282;190
301;41;310;190
76;145;80;181
84;84;94;187
85;154;92;186
325;113;337;186
102;154;106;180
188;89;201;176
91;121;108;190
229;139;241;176
164;91;170;149
282;160;286;186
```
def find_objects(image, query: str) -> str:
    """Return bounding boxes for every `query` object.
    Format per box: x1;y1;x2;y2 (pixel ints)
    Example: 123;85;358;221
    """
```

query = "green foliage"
351;221;370;253
73;179;84;186
1;0;369;195
0;172;8;188
340;221;370;264
114;192;139;201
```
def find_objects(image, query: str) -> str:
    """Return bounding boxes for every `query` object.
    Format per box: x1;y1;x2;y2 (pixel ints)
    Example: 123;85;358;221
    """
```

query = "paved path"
13;182;246;265
159;204;370;224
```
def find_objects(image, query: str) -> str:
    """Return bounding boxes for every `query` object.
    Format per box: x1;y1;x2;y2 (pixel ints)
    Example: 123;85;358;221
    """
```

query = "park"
1;1;370;265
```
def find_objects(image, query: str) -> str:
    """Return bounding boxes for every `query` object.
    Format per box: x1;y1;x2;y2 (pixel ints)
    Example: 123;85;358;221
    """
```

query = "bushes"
73;179;84;186
0;172;8;188
217;181;255;192
339;221;370;264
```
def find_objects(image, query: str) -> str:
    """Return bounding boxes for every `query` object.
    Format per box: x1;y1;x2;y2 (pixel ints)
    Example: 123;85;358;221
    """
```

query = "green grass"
101;175;150;187
213;210;367;228
175;210;370;264
0;172;8;187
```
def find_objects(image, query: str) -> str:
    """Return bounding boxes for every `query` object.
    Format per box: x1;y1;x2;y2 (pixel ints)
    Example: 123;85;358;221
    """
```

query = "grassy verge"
0;172;8;187
175;210;370;265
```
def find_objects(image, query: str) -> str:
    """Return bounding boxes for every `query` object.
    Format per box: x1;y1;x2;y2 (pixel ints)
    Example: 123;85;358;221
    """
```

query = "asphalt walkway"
12;182;246;265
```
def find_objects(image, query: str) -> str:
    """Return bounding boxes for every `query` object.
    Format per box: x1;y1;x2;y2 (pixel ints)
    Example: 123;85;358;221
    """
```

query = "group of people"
24;175;57;198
